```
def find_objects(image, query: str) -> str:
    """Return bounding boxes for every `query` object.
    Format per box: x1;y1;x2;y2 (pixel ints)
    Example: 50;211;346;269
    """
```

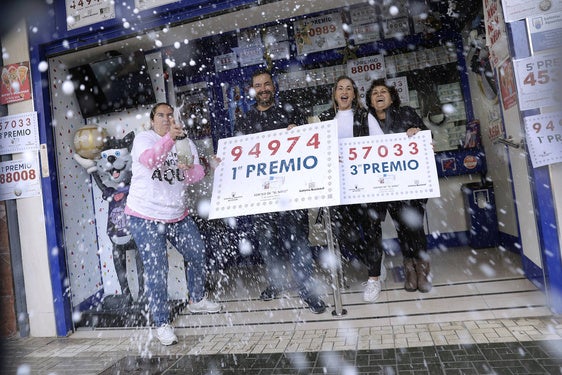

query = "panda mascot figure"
74;130;144;310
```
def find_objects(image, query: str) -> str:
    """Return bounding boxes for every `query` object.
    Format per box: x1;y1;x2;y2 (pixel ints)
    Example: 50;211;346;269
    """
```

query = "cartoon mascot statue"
73;126;144;309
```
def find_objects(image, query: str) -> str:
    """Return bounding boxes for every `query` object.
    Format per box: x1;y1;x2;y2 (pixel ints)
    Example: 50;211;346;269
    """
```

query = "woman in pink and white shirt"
126;102;220;346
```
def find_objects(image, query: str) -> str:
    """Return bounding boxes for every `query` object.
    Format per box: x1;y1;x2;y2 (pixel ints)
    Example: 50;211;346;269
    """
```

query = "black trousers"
332;203;386;278
385;199;428;259
332;199;428;277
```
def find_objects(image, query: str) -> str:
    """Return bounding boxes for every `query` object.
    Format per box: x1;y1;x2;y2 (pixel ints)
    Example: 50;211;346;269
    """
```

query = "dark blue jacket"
367;105;428;134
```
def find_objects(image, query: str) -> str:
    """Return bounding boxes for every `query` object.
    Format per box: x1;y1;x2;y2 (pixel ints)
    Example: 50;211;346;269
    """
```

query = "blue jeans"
127;215;207;326
254;209;315;299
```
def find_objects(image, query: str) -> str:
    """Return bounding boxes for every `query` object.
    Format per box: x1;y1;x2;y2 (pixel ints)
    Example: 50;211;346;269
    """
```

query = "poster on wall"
0;156;41;201
0;112;40;155
265;41;291;61
487;116;503;143
233;46;264;67
524;111;562;168
1;62;31;105
483;0;510;68
209;121;340;219
382;17;410;39
527;12;562;53
346;54;386;106
349;4;381;45
66;0;115;30
381;0;410;38
386;76;410;105
293;12;346;56
497;58;518;111
513;51;562;110
500;0;561;23
214;53;238;73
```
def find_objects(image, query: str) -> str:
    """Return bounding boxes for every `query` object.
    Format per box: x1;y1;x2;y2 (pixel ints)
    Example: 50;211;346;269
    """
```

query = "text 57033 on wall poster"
209;121;340;220
0;112;40;155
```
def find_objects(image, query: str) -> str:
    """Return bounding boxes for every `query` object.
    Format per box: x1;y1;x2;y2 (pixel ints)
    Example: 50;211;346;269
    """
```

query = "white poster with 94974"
339;131;440;205
209;121;340;219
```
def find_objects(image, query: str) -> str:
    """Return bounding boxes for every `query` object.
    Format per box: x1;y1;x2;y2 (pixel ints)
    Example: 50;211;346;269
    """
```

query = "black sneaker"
260;285;280;301
303;295;327;314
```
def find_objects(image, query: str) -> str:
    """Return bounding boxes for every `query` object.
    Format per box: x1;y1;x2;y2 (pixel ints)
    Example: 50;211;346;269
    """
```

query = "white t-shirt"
368;113;384;136
126;130;200;221
335;109;354;138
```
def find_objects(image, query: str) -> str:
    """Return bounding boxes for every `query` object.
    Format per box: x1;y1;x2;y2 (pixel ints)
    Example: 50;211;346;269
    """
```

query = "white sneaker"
363;279;382;302
188;296;222;313
156;324;178;346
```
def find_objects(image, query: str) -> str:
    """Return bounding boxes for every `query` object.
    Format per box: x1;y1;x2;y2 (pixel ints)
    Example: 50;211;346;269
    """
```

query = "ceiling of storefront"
54;0;482;68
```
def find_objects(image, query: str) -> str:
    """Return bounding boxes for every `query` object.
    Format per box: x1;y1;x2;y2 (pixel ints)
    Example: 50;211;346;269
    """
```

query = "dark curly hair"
250;68;273;86
365;78;401;112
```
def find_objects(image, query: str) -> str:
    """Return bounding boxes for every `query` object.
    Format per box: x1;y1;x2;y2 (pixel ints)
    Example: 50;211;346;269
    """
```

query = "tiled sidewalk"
99;340;562;374
2;317;561;374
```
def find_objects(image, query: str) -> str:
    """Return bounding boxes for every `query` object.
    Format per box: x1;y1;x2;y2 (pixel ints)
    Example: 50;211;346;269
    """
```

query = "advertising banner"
0;62;31;105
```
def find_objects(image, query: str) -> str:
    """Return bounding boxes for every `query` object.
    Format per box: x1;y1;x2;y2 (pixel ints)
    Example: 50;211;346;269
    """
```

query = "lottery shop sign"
209;121;340;219
339;131;440;205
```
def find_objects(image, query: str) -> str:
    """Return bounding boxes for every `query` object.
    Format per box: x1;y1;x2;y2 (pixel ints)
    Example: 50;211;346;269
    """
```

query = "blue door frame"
25;2;562;337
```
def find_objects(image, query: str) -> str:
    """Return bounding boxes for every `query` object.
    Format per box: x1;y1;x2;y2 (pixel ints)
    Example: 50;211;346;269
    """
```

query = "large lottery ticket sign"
339;131;440;204
209;121;340;219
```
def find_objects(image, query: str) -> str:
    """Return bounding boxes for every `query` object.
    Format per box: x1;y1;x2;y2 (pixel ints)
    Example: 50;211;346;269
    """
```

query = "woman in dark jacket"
364;78;432;293
318;75;387;303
